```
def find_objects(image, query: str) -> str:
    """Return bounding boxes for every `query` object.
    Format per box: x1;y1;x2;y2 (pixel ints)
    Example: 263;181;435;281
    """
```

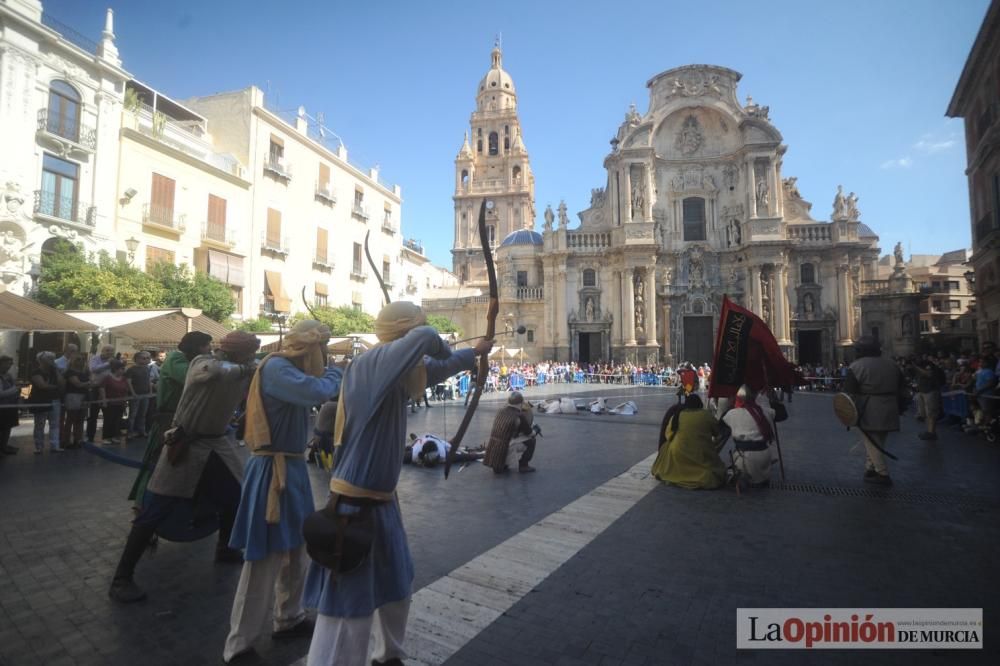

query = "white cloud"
880;157;913;169
913;134;956;154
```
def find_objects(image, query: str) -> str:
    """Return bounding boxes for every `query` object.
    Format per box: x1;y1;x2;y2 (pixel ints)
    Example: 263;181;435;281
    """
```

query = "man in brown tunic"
843;335;907;486
483;392;537;473
109;332;260;603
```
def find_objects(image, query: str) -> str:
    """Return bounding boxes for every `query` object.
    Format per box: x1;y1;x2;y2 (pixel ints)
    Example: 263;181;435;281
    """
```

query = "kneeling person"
483;392;537;474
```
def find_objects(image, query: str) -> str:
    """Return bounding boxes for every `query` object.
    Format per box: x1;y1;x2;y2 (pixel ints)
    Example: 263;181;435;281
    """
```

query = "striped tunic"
483;405;532;472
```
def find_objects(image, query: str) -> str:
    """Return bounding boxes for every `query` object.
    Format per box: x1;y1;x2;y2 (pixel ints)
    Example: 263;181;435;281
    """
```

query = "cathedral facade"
428;59;881;367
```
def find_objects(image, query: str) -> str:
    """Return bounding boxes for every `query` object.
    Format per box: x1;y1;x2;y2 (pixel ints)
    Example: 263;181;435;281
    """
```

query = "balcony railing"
33;190;96;227
567;231;611;250
41;12;98;53
350;266;367;281
142;204;186;232
382;217;397;234
263;158;292;181
406;279;419;294
200;222;236;247
315;182;336;205
787;224;833;244
260;232;290;256
351;204;369;220
37;109;96;151
515;286;544;300
403;238;424;254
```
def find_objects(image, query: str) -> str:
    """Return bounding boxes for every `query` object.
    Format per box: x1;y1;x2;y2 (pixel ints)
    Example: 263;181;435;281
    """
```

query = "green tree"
148;262;236;321
427;314;461;336
36;242;236;321
293;306;375;336
36;245;164;310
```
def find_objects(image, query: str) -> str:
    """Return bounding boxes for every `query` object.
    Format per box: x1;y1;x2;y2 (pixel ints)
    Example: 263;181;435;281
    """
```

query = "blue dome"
858;223;878;238
499;229;543;247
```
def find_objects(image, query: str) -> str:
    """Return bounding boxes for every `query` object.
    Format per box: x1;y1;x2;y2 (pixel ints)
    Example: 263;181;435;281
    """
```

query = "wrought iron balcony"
200;222;236;247
37;109;96;152
381;217;397;234
351;204;369;220
260;232;290;256
263;158;292;181
33;190;96;228
403;238;424;254
315;182;336;205
350;266;367;281
142;204;186;233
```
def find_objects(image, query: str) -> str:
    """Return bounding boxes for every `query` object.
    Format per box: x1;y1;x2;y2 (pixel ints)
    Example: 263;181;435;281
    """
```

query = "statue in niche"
543;204;554;231
675;115;703;156
634;273;644;308
833;185;847;219
557;200;569;229
689;246;705;287
846;192;860;221
631;179;645;218
586;297;595;321
726;218;742;247
756;176;770;211
894;241;905;267
901;314;914;337
803;292;815;315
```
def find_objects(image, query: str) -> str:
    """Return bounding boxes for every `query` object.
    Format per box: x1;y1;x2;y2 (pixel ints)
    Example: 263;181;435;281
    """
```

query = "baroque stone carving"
846;192;860;221
625;225;653;240
832;185;847;220
667;73;724;98
688;246;706;288
543;204;554;232
557;200;569;229
894;242;904;267
590;188;605;208
586;297;595;321
631;178;645;218
743;95;770;120
756;176;770;212
625;103;641;126
723;163;739;189
1;181;26;219
674;116;703;156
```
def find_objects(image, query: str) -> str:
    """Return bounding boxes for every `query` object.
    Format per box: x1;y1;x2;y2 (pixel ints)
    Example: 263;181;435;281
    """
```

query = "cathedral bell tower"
452;44;535;284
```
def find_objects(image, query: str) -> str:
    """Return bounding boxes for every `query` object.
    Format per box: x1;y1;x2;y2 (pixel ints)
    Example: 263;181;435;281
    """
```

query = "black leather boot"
108;523;155;602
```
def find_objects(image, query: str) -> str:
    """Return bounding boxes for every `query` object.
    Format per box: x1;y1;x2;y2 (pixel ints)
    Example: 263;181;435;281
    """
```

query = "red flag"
708;295;798;399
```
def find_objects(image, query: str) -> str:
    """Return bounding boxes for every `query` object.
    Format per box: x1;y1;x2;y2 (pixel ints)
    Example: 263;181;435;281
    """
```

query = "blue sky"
46;0;989;268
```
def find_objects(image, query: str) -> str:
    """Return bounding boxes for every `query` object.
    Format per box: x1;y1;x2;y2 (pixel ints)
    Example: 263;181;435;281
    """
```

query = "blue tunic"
229;358;342;561
303;326;475;617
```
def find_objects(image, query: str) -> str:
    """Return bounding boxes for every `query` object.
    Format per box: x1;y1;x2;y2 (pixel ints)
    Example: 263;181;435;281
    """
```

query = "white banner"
736;608;982;649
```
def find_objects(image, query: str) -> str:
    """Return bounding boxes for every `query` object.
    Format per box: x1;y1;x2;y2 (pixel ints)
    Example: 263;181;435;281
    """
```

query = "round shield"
302;505;375;574
833;392;859;428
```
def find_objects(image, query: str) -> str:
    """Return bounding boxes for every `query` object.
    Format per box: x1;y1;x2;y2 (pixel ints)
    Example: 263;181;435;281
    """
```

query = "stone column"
662;302;672;360
624;268;636;345
623;165;633;223
837;262;851;343
747;158;757;218
749;265;762;316
645;163;655;223
774;264;791;344
612;270;622;345
645;266;658;351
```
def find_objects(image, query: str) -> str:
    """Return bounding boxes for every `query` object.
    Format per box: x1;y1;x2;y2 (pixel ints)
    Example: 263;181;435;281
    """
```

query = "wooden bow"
365;230;391;306
445;200;497;478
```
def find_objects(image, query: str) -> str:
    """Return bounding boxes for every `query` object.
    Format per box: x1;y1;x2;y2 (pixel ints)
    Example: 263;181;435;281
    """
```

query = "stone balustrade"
567;231;612;250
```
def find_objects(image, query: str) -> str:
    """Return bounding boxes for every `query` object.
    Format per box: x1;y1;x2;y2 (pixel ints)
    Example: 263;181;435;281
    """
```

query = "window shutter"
316;228;328;261
267;208;281;245
314;282;328;296
319;163;330;189
151;173;175;219
208;195;226;227
228;256;245;288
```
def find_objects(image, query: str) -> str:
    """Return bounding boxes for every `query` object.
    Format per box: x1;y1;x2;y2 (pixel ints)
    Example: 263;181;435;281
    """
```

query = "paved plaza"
0;384;997;665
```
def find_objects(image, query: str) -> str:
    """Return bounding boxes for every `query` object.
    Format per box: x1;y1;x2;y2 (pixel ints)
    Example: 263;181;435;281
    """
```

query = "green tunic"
650;409;725;489
128;351;190;502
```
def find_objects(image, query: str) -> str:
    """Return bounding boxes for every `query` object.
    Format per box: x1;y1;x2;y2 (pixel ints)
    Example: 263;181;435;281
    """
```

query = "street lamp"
964;269;976;293
125;236;140;265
